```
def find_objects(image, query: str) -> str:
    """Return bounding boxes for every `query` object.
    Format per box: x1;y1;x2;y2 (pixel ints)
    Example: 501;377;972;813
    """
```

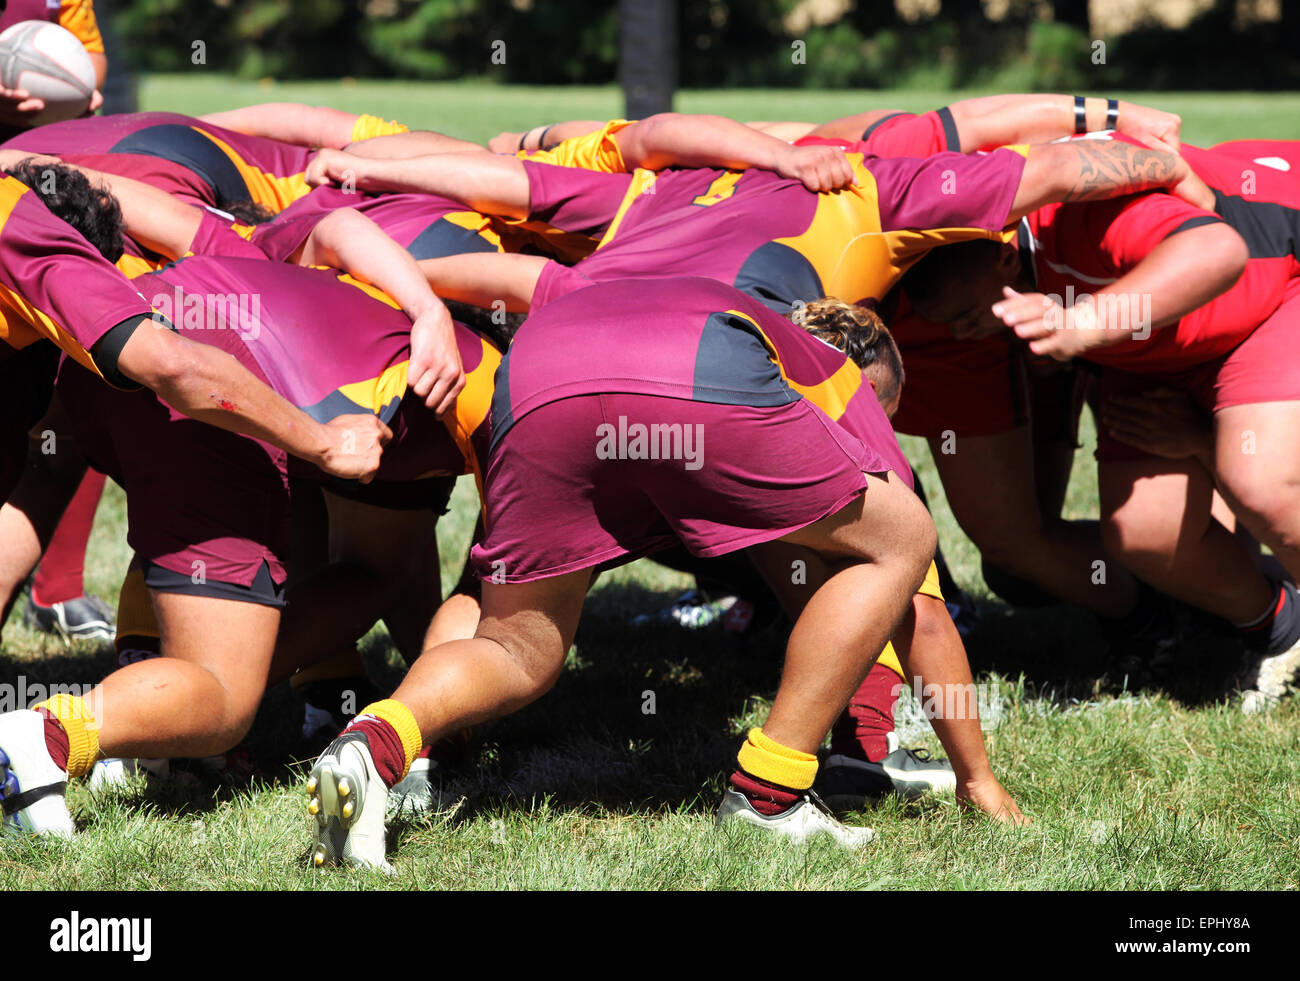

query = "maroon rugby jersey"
492;276;911;486
4;111;314;211
523;147;1027;313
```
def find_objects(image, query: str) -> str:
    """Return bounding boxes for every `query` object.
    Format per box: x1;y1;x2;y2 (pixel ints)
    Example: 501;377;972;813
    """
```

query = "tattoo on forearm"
1062;142;1178;203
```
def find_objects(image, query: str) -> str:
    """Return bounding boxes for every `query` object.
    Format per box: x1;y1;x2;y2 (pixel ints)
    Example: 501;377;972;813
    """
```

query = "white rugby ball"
0;21;96;126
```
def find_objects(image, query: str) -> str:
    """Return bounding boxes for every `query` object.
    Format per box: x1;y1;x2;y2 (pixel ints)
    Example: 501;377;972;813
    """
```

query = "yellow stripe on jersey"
447;334;502;487
115;253;164;278
778;152;1021;304
350;114;410;143
335;359;410;418
444;209;505;250
59;0;105;55
193;128;310;213
596;168;659;251
519;119;633;173
721;307;864;423
333;271;403;309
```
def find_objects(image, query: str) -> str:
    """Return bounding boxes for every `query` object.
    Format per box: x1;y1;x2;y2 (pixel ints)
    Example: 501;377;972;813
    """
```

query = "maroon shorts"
471;393;881;583
56;356;293;591
1096;280;1300;461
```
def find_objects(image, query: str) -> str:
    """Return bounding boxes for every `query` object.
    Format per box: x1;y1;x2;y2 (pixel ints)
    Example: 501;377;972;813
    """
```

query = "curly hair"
3;159;125;262
791;297;904;406
223;199;275;225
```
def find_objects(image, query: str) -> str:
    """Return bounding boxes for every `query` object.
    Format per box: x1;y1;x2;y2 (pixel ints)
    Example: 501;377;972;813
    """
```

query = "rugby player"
902;136;1300;710
0;249;499;836
303;273;1035;867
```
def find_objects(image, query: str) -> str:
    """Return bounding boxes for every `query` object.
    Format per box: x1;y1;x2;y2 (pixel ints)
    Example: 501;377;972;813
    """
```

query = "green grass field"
2;78;1300;890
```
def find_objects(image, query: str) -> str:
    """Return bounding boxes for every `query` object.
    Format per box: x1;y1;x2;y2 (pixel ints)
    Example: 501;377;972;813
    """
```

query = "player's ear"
997;242;1020;277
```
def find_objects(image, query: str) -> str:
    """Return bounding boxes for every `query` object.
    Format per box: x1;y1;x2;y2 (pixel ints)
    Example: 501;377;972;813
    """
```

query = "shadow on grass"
5;574;1252;827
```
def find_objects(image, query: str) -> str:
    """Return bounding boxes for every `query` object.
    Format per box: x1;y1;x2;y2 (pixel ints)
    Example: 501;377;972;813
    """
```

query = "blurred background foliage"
112;0;1300;89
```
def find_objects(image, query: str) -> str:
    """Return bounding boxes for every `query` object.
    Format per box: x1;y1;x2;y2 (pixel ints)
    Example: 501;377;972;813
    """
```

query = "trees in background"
111;0;1300;89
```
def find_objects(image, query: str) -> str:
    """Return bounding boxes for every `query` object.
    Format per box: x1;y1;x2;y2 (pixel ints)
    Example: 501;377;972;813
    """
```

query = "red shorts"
471;393;880;583
890;316;1027;440
1097;279;1300;461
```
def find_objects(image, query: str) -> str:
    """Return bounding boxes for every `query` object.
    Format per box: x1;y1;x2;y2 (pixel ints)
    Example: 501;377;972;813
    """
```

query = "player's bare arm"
947;94;1181;152
344;129;486;158
489;119;606;153
991;220;1248;360
306;148;532;217
416;252;547;313
55;162;204;259
298;207;466;416
809;95;1181;152
1010;138;1211;222
112;321;391;482
613;113;855;191
199;103;367;148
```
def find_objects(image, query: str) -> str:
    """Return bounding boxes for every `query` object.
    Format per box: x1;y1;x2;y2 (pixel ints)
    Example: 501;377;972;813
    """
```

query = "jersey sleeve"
1091;192;1225;270
58;0;105;55
519;120;634;173
0;184;154;378
870;147;1028;240
350;114;410;143
523;161;633;238
860;109;959;156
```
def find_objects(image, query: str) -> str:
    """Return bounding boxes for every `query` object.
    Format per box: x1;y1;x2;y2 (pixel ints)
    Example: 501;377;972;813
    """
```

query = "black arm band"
537;125;555;151
92;313;167;390
1074;96;1087;134
1106;98;1119;131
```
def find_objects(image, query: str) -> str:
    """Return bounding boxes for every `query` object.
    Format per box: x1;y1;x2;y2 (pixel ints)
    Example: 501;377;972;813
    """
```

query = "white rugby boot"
0;710;74;838
307;731;391;869
716;787;876;848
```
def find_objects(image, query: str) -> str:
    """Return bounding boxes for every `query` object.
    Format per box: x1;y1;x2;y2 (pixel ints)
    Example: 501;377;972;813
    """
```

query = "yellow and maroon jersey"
4;112;316;213
501;120;638;262
130;256;499;480
252;185;506;263
494;276;911;487
0;175;153;380
517;119;633;172
524;146;1027;312
349;113;410;143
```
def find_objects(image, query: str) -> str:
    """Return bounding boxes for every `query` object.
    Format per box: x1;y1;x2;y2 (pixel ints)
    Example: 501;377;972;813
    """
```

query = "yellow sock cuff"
737;727;817;791
34;693;100;778
876;641;906;681
359;699;421;780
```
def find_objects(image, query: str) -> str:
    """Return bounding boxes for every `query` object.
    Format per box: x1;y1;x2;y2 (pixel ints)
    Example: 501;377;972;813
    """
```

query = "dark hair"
900;239;1004;309
792;297;904;405
4;159;125;262
224;199;275;225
